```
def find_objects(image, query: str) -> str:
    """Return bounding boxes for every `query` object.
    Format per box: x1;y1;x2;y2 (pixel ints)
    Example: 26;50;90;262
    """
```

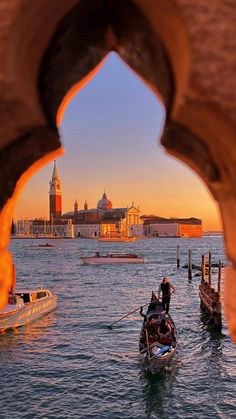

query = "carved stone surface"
177;0;236;124
0;127;60;210
39;0;173;124
225;266;236;342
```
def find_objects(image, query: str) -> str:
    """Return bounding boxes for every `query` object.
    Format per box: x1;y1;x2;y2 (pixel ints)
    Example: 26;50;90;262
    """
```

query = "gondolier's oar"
108;297;159;329
108;291;176;329
145;329;153;374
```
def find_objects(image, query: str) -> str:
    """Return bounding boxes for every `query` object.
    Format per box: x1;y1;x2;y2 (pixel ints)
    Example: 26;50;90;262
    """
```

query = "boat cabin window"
8;295;17;304
36;291;47;299
31;293;37;302
16;293;30;303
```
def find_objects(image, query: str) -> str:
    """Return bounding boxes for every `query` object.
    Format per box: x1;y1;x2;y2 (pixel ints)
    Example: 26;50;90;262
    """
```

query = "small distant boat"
81;253;144;264
26;243;53;249
38;243;53;247
0;289;57;332
139;291;177;374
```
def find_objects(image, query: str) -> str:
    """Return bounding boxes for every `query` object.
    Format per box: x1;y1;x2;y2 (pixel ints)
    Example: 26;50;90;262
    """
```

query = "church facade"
49;162;142;238
63;192;142;238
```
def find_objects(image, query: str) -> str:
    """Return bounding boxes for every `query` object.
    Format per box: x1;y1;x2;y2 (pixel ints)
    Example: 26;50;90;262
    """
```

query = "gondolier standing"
158;277;175;313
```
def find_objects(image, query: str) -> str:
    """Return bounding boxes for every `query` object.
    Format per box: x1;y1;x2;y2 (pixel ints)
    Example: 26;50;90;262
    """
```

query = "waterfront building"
16;219;33;236
15;218;75;238
142;216;202;238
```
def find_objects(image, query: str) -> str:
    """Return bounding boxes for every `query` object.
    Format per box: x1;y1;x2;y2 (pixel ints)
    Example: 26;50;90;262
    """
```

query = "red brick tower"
49;160;62;221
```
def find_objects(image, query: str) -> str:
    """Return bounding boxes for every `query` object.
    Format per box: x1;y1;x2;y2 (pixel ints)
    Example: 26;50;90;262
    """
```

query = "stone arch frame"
0;0;235;341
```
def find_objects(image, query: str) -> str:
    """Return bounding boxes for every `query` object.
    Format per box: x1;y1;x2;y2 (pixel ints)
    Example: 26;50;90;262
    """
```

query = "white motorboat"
0;288;57;332
81;253;144;264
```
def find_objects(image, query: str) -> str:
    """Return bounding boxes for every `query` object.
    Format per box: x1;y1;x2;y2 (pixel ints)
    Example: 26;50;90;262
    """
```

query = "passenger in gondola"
146;317;159;345
157;318;172;345
142;316;159;345
95;252;100;257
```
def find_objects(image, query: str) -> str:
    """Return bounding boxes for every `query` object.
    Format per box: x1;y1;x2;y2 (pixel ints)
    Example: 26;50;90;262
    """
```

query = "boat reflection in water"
139;360;179;419
81;252;144;264
0;289;57;332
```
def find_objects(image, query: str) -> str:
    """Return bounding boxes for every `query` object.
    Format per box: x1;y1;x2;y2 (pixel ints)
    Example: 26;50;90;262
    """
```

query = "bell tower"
74;200;79;214
49;160;62;220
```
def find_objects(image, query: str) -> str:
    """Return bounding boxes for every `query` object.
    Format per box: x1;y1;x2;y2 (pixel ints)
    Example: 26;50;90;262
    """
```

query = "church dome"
97;192;112;210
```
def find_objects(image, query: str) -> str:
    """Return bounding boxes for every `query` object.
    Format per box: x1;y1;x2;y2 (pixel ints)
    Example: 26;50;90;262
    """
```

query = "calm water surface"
0;237;235;418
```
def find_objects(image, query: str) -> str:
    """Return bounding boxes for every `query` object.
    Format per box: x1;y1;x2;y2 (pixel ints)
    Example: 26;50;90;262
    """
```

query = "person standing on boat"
158;277;175;314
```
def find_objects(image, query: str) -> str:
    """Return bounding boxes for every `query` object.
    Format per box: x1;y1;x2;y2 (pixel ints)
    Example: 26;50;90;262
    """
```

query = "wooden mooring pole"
218;260;222;302
177;245;180;268
11;263;16;293
188;250;192;280
208;252;212;286
201;255;206;282
199;255;222;329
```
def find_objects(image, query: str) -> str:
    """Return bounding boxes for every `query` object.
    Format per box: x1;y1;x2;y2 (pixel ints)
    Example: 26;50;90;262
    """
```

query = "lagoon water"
0;237;235;418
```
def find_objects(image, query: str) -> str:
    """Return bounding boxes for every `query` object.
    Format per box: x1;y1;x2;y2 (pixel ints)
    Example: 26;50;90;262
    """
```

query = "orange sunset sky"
14;54;222;231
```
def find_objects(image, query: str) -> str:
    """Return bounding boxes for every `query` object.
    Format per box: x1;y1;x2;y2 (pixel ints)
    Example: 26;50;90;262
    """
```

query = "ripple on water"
0;237;234;419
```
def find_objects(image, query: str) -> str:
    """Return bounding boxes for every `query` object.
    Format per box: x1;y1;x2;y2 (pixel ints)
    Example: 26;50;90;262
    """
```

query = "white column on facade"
128;215;131;236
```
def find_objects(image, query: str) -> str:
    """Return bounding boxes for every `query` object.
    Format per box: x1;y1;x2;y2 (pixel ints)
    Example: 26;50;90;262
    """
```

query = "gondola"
139;291;177;374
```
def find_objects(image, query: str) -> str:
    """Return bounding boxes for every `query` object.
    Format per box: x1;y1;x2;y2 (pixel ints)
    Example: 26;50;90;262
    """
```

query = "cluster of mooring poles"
176;246;223;328
199;253;222;328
